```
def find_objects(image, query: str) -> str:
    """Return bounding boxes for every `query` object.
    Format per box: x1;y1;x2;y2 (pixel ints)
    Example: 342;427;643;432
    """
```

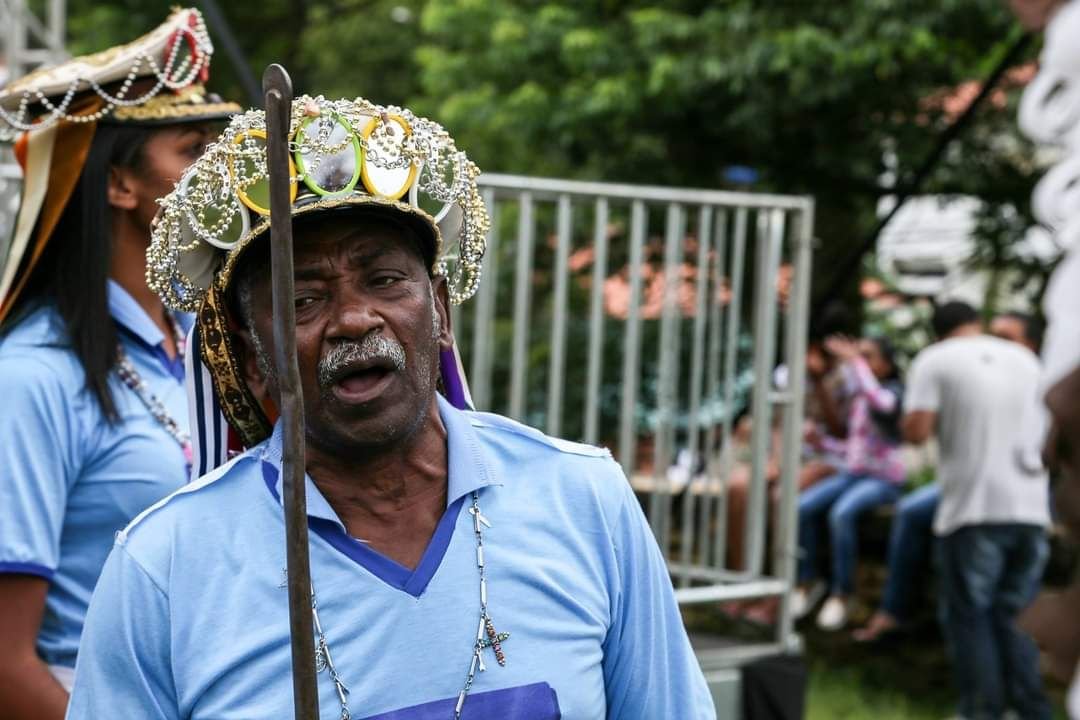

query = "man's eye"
295;296;317;308
372;276;400;288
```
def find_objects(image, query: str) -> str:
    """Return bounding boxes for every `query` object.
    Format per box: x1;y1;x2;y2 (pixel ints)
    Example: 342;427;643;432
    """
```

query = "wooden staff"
263;63;319;719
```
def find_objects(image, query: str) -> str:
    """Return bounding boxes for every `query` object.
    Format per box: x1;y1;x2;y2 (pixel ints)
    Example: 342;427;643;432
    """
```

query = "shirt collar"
107;279;165;347
260;394;498;527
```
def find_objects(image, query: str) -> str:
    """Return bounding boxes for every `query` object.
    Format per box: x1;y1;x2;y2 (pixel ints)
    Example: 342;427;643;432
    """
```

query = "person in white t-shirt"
903;300;1051;720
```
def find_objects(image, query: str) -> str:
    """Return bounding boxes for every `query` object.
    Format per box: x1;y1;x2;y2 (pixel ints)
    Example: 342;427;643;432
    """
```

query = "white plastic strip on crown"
185;323;229;479
0;123;58;307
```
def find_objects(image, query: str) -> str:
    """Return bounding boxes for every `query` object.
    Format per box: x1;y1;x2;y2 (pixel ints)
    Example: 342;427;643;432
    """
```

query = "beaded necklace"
306;490;508;720
114;316;193;469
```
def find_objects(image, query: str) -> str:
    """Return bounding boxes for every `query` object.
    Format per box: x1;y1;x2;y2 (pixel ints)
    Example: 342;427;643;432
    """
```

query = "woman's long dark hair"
866;336;904;442
1;123;154;422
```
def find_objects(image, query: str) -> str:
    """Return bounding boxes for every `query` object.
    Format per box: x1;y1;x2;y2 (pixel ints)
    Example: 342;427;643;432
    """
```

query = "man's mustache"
317;334;407;389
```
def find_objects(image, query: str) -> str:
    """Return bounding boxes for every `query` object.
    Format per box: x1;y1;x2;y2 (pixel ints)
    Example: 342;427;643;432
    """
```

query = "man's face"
242;214;451;456
990;315;1031;350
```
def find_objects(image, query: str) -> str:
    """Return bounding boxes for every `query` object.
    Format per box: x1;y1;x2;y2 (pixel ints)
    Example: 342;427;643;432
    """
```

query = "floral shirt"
820;357;906;484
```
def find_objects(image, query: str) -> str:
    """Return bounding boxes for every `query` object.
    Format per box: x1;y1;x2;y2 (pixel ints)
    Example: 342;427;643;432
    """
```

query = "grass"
686;598;1070;720
806;662;949;720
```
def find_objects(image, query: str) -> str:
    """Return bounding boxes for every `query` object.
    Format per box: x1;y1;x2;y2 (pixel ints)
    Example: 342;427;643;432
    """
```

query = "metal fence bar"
463;177;814;667
651;203;686;552
583;198;609;445
479;172;812;211
712;208;748;568
547;194;572;435
469;188;498;410
697;209;727;569
743;210;785;577
618;200;647;478
508;192;534;420
774;206;814;649
678;206;713;585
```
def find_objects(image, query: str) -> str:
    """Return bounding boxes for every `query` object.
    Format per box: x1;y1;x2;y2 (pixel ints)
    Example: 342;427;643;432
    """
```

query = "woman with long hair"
791;335;907;631
0;10;238;717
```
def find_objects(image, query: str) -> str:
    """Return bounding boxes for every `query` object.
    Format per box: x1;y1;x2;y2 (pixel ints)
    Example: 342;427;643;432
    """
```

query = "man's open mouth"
324;358;398;403
337;366;391;393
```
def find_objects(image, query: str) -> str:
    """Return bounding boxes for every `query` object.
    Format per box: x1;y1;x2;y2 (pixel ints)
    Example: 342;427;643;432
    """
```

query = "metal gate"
463;173;814;669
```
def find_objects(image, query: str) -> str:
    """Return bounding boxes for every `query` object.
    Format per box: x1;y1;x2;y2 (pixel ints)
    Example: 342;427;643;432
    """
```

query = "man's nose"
325;289;384;340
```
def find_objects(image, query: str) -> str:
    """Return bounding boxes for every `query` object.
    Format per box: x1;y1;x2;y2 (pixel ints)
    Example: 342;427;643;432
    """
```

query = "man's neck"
110;220;175;355
945;323;983;340
304;405;450;568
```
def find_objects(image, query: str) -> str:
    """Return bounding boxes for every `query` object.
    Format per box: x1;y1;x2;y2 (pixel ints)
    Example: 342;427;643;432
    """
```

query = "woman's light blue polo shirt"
0;281;190;668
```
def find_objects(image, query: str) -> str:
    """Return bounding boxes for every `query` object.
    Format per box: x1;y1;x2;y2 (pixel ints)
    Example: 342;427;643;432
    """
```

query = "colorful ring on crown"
177;167;251;250
360;114;417;201
294;111;363;198
230;128;297;216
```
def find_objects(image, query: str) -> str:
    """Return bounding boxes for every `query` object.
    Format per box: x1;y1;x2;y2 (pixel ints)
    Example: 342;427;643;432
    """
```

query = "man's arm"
601;467;715;719
66;545;178;719
903;410;937;445
902;351;940;447
0;576;67;719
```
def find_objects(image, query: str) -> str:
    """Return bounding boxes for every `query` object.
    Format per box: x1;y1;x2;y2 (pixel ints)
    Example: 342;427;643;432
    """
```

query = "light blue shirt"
0;281;190;668
68;396;715;719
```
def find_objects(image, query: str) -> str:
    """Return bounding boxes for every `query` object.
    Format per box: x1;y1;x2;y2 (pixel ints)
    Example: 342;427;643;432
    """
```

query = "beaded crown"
147;95;489;312
0;7;239;139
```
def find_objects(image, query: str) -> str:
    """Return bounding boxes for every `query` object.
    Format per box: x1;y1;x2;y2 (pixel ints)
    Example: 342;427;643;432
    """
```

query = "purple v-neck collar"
259;395;497;597
261;461;466;596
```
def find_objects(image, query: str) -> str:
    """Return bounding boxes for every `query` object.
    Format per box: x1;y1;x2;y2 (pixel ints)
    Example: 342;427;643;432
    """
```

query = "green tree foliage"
412;0;1036;301
60;1;1041;305
50;0;1049;437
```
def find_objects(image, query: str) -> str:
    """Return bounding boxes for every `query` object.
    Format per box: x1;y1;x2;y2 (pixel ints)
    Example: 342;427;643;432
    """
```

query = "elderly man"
66;96;714;719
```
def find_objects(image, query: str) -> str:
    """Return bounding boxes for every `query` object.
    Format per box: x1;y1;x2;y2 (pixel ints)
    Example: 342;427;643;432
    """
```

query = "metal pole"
679;205;712;585
618;200;647;478
199;0;262;105
508;192;534;420
546;194;572;436
775;202;814;650
470;188;498;410
583;198;609;445
263;64;319;719
814;28;1032;315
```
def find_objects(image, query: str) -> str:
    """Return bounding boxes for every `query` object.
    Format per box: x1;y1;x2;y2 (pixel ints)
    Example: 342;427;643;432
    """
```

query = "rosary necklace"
305;490;508;720
114;316;193;469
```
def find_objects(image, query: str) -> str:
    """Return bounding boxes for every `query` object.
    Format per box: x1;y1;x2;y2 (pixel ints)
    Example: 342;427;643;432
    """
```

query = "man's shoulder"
116;448;263;554
464;410;627;494
465;410;615;462
463;410;634;530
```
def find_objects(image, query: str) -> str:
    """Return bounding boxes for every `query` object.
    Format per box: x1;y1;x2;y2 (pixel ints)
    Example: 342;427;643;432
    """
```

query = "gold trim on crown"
111;85;241;122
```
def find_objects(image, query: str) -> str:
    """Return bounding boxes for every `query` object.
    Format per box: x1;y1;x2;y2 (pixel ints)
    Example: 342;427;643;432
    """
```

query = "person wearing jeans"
792;335;906;630
797;470;902;614
855;310;1044;643
903;301;1051;719
938;525;1050;720
852;483;940;641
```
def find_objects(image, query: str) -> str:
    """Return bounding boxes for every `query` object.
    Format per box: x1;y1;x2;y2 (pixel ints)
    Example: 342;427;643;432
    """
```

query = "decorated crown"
0;8;238;139
146;94;489;313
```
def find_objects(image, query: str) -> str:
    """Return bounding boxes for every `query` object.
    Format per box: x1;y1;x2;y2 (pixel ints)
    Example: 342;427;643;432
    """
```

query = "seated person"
792;336;906;630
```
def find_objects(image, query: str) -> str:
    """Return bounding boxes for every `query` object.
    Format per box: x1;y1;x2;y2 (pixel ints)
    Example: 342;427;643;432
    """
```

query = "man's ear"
432;276;453;351
233;327;270;403
107;166;139;211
